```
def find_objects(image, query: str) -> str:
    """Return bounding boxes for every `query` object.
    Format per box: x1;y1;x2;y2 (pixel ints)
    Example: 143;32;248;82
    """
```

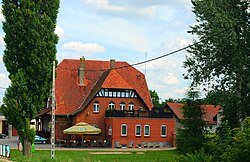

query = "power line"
0;86;7;89
57;24;235;72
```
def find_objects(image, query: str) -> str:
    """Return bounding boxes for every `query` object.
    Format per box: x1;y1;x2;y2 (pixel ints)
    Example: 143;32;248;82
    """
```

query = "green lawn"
10;149;179;162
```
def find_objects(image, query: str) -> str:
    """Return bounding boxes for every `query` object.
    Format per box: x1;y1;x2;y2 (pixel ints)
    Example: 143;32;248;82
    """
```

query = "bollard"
32;143;35;153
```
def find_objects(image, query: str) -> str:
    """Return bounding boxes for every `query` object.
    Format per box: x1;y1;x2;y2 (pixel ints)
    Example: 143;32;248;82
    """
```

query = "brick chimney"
79;56;85;85
110;59;115;69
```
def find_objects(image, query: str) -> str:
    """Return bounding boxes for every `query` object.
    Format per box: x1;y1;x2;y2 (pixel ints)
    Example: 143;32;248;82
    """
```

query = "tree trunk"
23;138;32;157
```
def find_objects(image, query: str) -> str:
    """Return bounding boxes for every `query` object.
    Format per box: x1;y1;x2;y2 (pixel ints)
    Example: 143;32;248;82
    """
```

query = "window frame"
135;124;141;136
120;102;126;111
128;103;134;111
108;124;112;136
144;125;150;137
93;101;100;113
161;125;167;137
109;101;115;110
121;124;127;136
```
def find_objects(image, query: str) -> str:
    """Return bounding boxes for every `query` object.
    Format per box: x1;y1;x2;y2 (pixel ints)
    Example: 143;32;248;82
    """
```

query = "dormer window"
120;102;126;110
128;103;134;111
93;101;100;113
109;102;115;110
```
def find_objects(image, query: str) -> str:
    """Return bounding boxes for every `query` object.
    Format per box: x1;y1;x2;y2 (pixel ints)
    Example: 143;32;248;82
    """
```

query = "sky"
0;0;197;104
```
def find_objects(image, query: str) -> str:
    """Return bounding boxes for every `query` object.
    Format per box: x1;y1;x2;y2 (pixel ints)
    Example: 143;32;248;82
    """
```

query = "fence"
0;144;10;158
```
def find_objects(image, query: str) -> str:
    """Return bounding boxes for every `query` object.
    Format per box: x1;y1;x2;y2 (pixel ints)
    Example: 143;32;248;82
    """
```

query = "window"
120;102;126;110
108;125;112;135
135;124;141;136
93;102;100;113
104;89;108;97
144;125;150;136
109;102;115;110
121;124;127;136
161;125;167;137
90;124;99;128
121;92;125;97
128;103;134;111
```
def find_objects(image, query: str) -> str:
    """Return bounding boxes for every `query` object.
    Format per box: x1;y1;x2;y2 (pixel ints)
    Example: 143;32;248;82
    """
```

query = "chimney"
110;59;115;69
79;56;85;85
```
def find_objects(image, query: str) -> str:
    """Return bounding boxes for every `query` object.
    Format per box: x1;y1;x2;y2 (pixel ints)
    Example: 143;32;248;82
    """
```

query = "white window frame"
109;102;115;110
108;124;112;136
120;103;126;110
135;124;141;136
161;125;167;137
93;102;100;113
121;124;127;136
144;125;150;137
128;103;134;111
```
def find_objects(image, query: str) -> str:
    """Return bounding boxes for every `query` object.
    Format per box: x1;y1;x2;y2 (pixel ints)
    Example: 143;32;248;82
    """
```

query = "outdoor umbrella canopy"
63;122;101;135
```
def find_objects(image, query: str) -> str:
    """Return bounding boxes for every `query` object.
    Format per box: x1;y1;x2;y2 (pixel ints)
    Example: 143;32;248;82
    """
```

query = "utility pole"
51;61;55;159
144;52;147;76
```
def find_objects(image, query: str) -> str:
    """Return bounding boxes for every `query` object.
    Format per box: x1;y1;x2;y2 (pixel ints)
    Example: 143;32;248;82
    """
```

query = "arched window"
109;101;115;110
93;101;100;113
128;102;134;111
120;102;126;110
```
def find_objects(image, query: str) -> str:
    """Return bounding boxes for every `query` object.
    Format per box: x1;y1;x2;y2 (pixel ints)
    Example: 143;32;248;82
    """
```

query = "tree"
0;0;59;156
184;0;250;128
149;90;163;108
176;91;207;153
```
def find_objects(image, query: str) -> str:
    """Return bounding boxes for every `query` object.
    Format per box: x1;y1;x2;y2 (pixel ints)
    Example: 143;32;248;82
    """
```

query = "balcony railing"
105;109;173;118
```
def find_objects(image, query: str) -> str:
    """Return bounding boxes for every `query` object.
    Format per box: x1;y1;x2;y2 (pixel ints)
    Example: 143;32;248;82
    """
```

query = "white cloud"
163;73;180;85
85;0;158;18
55;25;64;38
0;73;5;79
0;72;10;88
174;87;188;95
0;35;5;47
62;41;105;53
0;55;3;64
0;7;4;22
85;0;192;19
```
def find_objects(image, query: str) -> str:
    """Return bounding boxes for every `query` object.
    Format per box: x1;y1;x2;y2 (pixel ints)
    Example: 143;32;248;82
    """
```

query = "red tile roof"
166;102;221;125
55;59;152;115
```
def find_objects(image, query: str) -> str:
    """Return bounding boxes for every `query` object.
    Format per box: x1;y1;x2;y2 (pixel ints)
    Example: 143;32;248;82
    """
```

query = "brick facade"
105;118;175;148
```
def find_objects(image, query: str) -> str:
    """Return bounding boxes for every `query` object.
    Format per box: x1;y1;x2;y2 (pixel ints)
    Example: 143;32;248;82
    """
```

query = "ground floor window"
144;125;150;136
161;125;167;137
135;124;141;136
108;124;112;135
121;124;127;136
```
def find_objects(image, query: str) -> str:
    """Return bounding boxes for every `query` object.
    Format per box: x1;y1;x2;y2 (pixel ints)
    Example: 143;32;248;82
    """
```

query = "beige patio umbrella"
64;122;101;134
63;122;101;141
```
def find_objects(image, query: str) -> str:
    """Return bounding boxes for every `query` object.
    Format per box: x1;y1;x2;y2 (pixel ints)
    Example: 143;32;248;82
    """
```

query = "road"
0;136;50;150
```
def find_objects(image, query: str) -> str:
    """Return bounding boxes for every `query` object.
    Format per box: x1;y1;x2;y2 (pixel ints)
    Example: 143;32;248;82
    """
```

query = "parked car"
0;134;7;139
34;135;47;144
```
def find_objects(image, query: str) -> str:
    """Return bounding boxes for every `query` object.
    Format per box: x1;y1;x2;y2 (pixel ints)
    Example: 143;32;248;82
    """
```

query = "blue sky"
0;0;197;104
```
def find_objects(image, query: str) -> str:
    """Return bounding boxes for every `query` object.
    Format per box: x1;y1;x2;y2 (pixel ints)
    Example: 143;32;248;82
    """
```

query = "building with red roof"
165;102;221;132
36;58;175;148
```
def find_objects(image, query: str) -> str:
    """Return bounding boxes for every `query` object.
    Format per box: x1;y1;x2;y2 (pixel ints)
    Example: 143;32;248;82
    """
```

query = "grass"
9;149;179;162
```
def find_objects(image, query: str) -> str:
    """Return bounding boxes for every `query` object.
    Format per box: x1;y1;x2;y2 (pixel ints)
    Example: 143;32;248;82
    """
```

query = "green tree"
184;0;250;128
0;0;59;156
149;90;163;108
176;91;207;153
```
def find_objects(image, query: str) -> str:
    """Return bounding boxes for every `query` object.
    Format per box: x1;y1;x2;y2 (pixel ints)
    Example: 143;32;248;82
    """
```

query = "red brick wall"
105;118;175;148
75;97;146;140
55;117;71;140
